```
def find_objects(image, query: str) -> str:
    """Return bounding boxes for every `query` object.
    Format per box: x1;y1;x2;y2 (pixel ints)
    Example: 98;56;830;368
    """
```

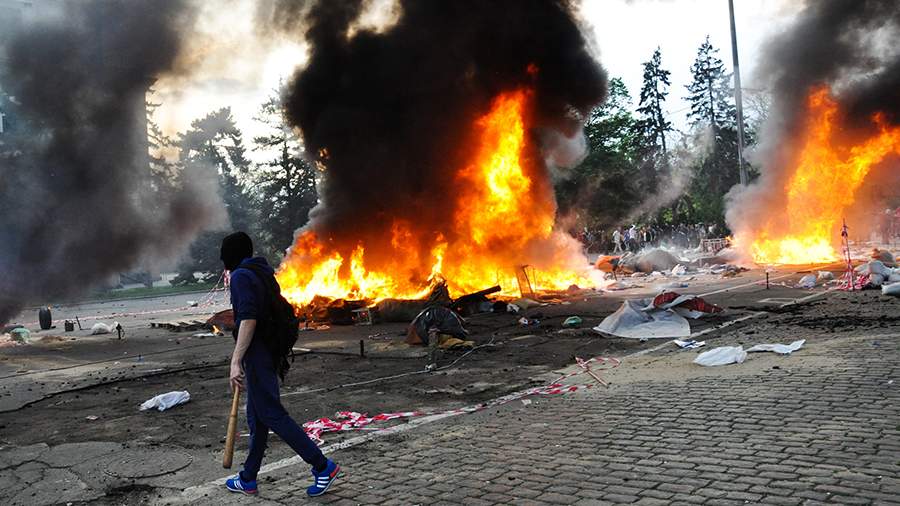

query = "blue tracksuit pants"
240;343;327;481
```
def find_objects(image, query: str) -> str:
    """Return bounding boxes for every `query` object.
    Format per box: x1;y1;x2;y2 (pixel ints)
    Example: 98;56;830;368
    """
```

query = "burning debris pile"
0;0;222;324
264;0;608;308
728;0;900;265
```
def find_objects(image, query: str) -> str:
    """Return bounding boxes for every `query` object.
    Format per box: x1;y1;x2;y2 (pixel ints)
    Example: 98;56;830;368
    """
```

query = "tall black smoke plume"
263;0;607;277
0;1;222;324
726;0;900;246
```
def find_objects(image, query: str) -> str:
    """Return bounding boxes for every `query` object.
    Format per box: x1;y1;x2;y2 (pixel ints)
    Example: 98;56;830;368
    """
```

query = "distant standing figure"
612;228;624;254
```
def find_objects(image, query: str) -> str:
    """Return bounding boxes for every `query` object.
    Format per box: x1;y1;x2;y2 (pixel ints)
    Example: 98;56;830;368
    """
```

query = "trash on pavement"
624;249;681;273
207;309;235;331
91;322;118;335
437;336;475;350
643;292;723;319
871;248;897;267
797;274;817;289
694;346;747;366
9;327;32;344
594;255;621;273
562;316;583;328
746;339;805;355
518;317;540;326
671;264;687;276
856;260;892;277
406;306;467;345
674;339;706;349
817;271;834;282
506;303;521;314
85;415;99;421
594;299;691;338
511;298;541;310
140;391;191;411
883;283;900;297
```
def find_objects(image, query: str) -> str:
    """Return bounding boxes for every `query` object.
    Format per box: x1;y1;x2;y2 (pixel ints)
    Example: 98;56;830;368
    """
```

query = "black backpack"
241;263;300;380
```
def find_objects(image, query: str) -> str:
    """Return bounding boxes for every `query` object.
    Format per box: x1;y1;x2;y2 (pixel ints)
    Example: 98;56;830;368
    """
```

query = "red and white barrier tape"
298;355;620;444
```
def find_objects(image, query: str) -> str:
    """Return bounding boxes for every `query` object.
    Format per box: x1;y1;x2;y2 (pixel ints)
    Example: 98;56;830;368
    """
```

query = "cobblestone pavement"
166;331;900;505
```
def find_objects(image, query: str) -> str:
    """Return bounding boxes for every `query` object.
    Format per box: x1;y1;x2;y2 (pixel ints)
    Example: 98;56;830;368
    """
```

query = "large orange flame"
277;88;594;306
744;87;900;265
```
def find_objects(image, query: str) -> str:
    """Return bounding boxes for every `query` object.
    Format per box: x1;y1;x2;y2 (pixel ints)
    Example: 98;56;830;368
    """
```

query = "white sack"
883;283;900;297
797;274;816;289
857;260;891;277
817;271;834;281
140;391;190;412
694;346;747;366
91;323;112;335
746;339;805;355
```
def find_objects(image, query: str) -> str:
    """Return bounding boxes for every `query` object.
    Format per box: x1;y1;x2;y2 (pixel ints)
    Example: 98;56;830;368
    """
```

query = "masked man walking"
220;232;340;497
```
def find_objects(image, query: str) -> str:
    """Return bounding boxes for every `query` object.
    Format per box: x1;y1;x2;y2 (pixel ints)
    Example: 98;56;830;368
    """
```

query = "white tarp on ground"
593;299;691;339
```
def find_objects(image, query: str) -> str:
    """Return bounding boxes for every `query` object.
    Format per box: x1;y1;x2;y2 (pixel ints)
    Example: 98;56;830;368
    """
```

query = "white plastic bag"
816;271;834;281
140;391;190;411
91;322;118;335
672;264;687;276
746;339;805;355
883;283;900;297
694;346;747;366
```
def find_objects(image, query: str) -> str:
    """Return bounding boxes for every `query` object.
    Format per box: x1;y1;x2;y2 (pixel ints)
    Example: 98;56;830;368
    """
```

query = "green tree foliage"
685;36;735;130
681;37;745;226
146;96;178;197
556;78;642;228
251;88;318;261
636;48;673;155
173;108;255;283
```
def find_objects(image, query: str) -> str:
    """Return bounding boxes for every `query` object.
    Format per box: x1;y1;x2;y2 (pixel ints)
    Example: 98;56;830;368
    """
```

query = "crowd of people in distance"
576;223;722;254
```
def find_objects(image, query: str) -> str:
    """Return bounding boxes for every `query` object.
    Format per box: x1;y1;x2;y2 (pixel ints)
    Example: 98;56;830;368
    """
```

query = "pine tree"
173;108;256;283
685;36;735;130
636;48;673;154
682;37;743;226
145;95;178;195
252;87;318;260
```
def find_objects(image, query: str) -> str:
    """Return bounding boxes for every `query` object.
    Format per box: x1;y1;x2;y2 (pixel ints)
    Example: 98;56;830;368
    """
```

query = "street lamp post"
728;0;748;186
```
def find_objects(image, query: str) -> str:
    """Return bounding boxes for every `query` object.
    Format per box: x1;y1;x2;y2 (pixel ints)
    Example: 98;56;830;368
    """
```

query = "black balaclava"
220;231;253;271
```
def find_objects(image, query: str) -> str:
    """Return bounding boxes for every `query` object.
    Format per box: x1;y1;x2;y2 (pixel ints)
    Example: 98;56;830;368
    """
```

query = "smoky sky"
0;0;221;324
264;0;607;265
726;0;900;239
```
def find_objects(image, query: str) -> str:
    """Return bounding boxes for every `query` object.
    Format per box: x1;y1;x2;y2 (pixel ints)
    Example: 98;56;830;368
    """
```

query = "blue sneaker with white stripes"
306;459;340;497
225;473;258;495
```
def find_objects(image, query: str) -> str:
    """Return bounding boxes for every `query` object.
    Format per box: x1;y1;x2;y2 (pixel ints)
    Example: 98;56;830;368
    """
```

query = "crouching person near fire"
221;232;341;497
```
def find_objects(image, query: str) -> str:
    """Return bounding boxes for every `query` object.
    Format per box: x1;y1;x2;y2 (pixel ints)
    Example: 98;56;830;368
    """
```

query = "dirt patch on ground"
0;300;643;459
